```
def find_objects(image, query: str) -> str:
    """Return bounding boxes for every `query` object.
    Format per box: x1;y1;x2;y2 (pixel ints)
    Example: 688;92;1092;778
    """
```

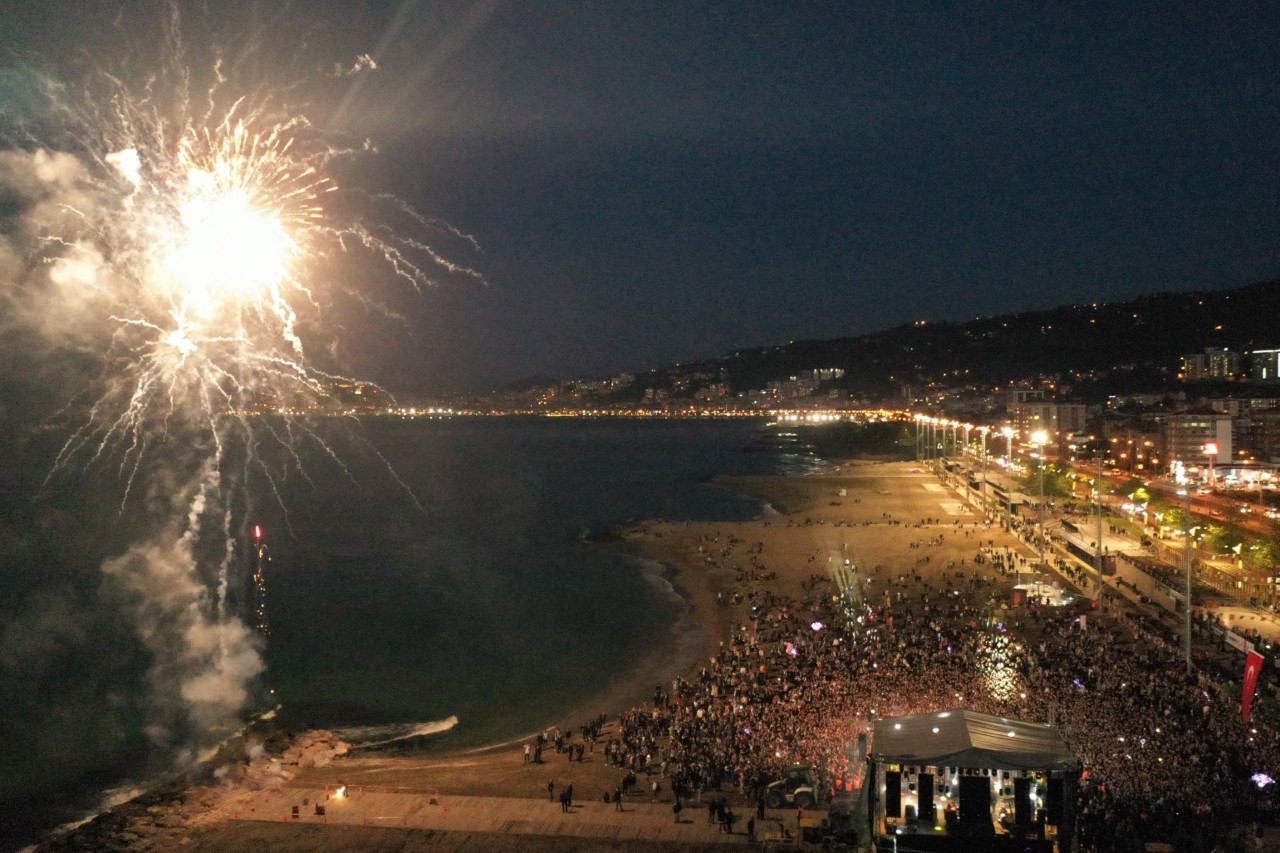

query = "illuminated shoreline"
227;405;911;421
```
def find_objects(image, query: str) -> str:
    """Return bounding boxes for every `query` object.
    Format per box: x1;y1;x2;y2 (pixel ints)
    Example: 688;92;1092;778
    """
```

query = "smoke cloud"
1;123;264;816
103;531;264;743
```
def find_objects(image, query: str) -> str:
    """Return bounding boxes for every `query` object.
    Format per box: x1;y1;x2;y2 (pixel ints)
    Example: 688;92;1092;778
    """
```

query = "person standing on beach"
614;786;623;811
523;743;530;763
548;780;555;801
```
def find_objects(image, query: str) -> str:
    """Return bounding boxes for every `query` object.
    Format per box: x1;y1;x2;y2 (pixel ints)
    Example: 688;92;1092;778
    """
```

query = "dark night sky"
5;1;1280;392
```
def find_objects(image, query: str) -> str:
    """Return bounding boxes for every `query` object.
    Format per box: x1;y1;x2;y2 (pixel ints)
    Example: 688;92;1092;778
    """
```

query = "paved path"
231;787;776;845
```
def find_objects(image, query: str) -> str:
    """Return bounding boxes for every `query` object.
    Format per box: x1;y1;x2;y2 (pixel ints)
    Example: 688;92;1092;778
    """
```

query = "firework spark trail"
1;18;479;760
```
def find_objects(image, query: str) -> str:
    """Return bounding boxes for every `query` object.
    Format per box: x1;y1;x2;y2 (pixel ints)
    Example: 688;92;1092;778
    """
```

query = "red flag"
1242;649;1264;724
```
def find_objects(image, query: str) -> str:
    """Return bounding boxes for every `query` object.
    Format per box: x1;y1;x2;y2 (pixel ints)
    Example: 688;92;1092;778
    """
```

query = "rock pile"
33;729;350;852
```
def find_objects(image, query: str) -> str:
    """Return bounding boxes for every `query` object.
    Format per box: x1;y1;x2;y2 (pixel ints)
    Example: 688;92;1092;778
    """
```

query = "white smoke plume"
0;149;115;345
2;138;264;758
101;466;264;744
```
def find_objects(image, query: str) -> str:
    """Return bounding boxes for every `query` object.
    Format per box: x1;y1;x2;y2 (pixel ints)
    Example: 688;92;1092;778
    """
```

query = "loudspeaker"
918;772;936;822
1046;777;1064;826
958;776;991;832
1014;777;1032;826
885;770;901;818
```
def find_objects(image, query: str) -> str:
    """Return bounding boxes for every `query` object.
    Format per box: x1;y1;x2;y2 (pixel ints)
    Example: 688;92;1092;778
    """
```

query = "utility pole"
1031;430;1049;570
1095;447;1104;588
1182;488;1193;674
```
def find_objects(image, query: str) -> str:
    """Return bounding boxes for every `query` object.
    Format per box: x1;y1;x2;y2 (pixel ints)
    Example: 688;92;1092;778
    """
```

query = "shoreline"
46;457;994;851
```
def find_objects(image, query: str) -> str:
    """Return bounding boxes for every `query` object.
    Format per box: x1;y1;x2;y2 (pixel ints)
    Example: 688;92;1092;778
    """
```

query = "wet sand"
44;460;1031;852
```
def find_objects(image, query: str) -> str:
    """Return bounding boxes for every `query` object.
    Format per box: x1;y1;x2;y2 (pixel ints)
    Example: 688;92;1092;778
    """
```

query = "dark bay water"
262;417;825;749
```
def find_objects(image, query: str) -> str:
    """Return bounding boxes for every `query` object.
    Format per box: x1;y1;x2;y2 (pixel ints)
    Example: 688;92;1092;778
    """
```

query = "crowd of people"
596;503;1280;849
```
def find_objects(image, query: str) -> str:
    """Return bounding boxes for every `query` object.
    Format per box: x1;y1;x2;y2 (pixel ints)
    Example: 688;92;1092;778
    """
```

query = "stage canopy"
872;709;1075;773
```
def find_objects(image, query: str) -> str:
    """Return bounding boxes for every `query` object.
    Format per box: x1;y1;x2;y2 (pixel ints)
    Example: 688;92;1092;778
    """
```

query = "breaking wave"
333;716;460;748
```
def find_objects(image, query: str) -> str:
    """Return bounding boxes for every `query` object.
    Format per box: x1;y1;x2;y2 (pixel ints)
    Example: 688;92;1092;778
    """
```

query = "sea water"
254;417;831;750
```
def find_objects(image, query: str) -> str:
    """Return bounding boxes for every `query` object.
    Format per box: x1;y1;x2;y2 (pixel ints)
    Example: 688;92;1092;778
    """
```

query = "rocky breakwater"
34;729;350;852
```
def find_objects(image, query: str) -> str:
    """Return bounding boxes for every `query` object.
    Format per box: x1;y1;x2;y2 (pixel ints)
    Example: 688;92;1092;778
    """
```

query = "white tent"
872;709;1075;772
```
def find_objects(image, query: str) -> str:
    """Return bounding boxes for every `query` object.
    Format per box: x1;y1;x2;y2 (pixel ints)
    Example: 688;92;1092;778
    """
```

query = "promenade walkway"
230;787;786;846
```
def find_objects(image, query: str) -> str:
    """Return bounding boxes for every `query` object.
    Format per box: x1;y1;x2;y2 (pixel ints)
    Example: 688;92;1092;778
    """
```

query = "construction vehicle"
765;764;821;809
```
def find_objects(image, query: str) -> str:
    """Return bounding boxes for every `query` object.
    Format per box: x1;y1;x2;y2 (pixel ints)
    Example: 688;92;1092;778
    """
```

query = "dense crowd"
601;512;1280;849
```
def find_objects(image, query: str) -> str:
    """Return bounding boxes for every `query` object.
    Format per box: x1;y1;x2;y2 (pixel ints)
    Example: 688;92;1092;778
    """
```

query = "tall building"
1249;410;1280;462
1181;348;1240;381
1010;402;1088;441
1162;409;1232;467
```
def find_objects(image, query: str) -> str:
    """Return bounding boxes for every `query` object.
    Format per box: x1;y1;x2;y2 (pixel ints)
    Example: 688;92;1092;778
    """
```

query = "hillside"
610;278;1280;403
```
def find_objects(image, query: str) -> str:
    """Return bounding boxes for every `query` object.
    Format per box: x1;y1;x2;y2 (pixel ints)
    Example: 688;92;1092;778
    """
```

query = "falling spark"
2;10;482;761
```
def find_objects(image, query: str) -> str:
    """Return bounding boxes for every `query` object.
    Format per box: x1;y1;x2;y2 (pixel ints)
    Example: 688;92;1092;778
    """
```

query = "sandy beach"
38;460;1034;852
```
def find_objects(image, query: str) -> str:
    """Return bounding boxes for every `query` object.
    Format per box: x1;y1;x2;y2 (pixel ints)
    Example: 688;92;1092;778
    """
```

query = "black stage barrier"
958;775;992;834
1014;777;1032;827
885;770;901;818
1046;776;1064;826
918;772;935;822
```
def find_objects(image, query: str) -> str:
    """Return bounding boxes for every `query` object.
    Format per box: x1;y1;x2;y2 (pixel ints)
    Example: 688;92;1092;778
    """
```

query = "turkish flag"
1242;649;1265;724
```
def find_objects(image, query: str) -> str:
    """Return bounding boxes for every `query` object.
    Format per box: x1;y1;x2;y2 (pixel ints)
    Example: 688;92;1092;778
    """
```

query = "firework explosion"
0;27;477;766
46;101;452;497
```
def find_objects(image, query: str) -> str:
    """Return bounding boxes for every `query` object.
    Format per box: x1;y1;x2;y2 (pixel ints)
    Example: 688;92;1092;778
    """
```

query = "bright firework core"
166;181;292;314
152;124;320;324
53;112;353;476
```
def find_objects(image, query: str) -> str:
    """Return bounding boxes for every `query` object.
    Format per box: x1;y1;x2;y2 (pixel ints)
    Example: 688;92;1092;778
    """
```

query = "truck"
765;763;822;809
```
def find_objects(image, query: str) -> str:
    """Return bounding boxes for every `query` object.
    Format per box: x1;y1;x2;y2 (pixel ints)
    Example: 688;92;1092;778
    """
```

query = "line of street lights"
913;411;1219;675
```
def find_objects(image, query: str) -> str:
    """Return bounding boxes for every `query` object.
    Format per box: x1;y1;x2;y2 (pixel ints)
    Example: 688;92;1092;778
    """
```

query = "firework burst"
0;15;478;757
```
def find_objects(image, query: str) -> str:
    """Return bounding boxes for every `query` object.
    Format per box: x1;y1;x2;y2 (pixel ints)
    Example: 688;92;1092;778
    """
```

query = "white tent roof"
872;709;1075;772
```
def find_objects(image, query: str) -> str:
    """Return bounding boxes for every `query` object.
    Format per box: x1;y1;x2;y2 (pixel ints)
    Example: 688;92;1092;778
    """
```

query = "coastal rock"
33;728;352;851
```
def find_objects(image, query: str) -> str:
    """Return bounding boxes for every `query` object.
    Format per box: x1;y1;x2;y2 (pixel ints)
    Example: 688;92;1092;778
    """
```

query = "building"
1252;349;1280;383
1180;348;1240;381
1007;386;1046;408
1206;397;1280;459
1010;402;1088;442
1250;409;1280;462
1162;409;1232;472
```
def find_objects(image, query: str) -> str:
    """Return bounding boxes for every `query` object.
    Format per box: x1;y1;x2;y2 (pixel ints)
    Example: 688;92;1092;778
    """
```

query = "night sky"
5;1;1280;392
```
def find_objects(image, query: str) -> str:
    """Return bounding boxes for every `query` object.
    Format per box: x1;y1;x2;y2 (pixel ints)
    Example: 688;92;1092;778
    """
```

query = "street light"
1031;430;1049;570
1093;438;1105;587
1001;427;1016;529
978;427;989;519
1178;487;1193;674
